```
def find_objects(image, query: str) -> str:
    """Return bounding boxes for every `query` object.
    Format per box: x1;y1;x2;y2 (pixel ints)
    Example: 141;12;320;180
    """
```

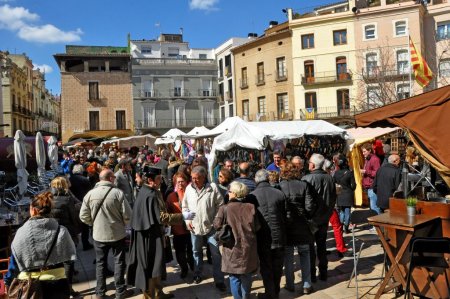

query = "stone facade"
233;22;295;122
130;34;218;135
54;46;133;143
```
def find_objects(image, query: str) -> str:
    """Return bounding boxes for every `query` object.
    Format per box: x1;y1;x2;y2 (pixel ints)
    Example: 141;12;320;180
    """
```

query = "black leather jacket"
250;181;286;249
279;179;316;245
302;169;336;225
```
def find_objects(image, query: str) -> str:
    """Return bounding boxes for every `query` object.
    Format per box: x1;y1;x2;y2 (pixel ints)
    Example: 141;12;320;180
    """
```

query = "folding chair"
404;237;450;299
347;209;386;299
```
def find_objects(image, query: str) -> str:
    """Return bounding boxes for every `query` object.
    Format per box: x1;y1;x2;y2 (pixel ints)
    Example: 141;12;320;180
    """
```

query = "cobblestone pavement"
73;224;396;299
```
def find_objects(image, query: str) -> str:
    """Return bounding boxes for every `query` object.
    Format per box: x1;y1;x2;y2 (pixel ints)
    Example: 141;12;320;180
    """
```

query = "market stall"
346;127;400;206
355;85;450;187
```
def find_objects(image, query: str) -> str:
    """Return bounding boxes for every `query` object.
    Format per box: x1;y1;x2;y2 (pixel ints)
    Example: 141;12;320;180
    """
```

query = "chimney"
269;21;278;28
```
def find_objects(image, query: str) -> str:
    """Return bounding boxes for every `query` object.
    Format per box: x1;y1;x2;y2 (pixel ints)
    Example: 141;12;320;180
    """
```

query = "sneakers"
193;275;202;284
303;286;314;295
215;282;227;292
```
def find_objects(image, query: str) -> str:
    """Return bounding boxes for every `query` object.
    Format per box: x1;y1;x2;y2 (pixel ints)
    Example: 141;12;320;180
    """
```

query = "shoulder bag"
92;187;114;224
8;225;60;299
214;205;235;249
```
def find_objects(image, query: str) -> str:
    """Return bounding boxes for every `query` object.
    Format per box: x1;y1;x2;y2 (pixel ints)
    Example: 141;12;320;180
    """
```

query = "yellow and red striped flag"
409;37;433;87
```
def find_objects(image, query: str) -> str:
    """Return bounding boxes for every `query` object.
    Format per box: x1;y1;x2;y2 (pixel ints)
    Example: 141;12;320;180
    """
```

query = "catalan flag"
409;37;433;87
305;107;315;120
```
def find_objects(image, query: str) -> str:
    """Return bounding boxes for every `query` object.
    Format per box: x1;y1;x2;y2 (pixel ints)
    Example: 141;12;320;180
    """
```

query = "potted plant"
406;197;417;216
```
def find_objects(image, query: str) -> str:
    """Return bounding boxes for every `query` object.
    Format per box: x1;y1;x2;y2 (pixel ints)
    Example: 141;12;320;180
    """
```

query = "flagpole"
408;31;414;97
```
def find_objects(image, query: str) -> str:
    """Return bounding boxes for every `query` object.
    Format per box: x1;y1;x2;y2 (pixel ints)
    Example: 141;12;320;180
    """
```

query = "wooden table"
368;212;441;298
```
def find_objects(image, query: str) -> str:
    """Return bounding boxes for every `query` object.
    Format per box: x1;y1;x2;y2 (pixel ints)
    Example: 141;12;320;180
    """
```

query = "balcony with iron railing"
245;110;294;122
225;91;233;102
170;89;190;97
83;121;133;131
256;74;265;86
275;70;288;82
301;71;352;86
138;89;158;98
137;117;220;129
198;89;217;97
133;57;216;66
299;106;359;120
362;67;411;81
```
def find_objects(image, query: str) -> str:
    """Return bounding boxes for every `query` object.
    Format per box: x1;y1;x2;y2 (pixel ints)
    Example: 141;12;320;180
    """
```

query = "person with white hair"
250;169;286;299
302;153;336;282
372;154;402;212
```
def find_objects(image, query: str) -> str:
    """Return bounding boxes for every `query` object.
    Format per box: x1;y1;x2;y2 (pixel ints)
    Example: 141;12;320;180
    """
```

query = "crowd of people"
3;141;412;299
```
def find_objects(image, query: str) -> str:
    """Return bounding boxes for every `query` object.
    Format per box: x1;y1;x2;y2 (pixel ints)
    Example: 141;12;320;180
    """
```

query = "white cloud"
189;0;219;11
33;64;53;74
19;25;83;43
0;4;38;30
0;4;82;43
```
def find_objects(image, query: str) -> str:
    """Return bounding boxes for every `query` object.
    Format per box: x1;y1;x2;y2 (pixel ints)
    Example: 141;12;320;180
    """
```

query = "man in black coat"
302;153;336;282
373;154;402;212
250;169;286;299
69;164;93;250
127;167;192;299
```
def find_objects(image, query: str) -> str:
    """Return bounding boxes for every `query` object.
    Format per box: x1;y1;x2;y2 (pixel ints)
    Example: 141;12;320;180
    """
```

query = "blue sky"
0;0;333;95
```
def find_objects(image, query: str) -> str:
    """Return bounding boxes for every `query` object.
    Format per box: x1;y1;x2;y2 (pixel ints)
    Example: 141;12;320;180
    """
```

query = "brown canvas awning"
355;85;450;186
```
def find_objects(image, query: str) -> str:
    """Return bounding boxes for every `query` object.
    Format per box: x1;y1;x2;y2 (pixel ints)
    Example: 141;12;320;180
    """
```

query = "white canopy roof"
249;120;350;140
346;127;400;150
101;134;156;148
155;128;188;145
186;126;211;139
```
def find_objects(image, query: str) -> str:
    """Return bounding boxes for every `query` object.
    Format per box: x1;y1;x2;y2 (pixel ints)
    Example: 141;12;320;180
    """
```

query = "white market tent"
194;117;244;138
186;126;211;139
101;134;157;148
207;117;351;178
345;127;400;206
249;119;351;140
155;128;188;145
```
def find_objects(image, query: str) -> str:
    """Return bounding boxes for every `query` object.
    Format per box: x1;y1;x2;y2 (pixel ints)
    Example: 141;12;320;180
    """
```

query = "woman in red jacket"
165;172;194;278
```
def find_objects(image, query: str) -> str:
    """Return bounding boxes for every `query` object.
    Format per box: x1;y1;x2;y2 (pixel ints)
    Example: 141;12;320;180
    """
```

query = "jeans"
284;244;311;289
257;246;285;298
338;206;351;227
368;189;381;215
191;229;224;284
94;238;127;297
229;273;253;299
173;234;194;272
310;223;328;277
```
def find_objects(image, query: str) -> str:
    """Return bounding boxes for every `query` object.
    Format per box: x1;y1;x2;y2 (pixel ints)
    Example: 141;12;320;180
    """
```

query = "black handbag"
8;225;60;299
214;205;235;249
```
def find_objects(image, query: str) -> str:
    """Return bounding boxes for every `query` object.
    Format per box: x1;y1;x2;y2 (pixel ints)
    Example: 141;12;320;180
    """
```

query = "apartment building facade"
130;33;218;135
288;2;357;124
1;53;34;137
54;46;133;143
233;22;295;122
32;70;60;137
215;37;252;121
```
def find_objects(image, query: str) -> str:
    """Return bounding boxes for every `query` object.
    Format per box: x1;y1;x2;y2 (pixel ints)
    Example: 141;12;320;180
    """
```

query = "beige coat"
80;181;132;242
